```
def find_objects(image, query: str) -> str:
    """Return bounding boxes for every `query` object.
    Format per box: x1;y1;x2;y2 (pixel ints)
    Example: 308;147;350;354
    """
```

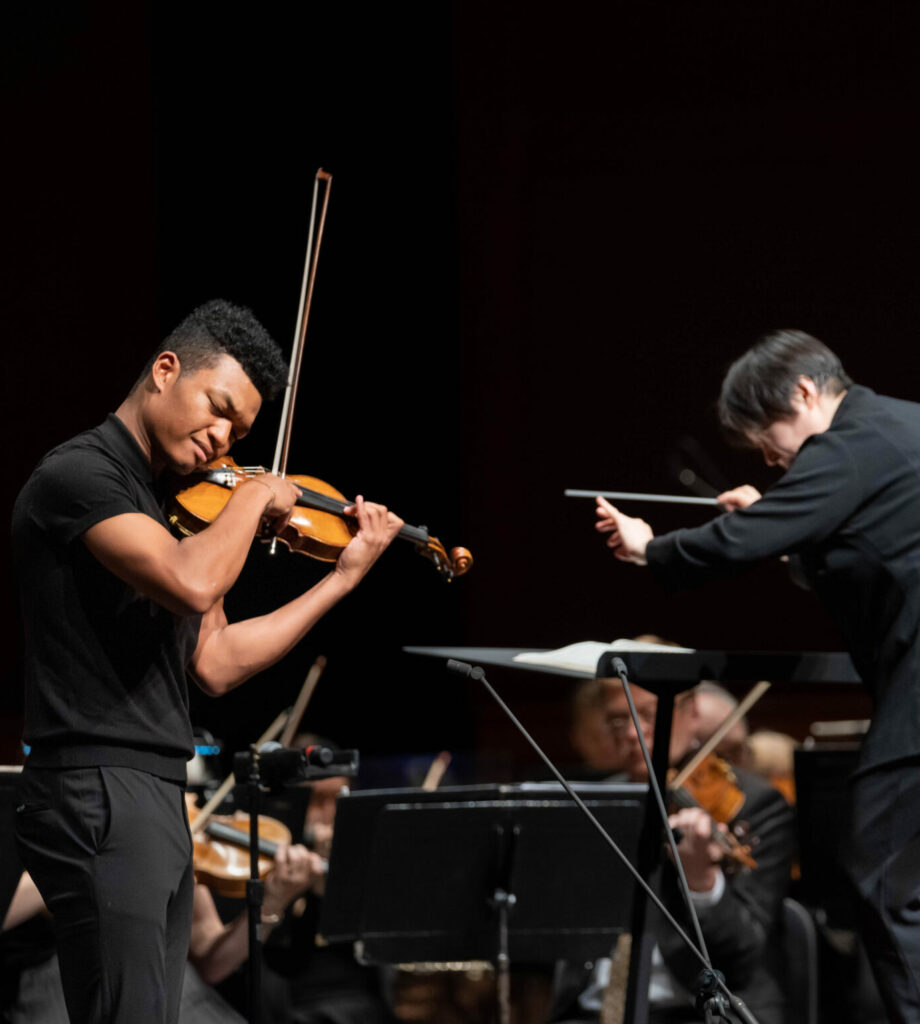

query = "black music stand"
320;782;645;1018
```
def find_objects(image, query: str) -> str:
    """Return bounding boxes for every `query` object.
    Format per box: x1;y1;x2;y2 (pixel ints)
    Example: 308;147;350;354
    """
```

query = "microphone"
446;658;484;680
255;742;359;786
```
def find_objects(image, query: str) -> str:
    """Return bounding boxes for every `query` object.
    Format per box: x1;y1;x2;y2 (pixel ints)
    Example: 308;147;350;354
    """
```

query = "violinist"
11;299;403;1024
593;330;920;1023
549;674;794;1024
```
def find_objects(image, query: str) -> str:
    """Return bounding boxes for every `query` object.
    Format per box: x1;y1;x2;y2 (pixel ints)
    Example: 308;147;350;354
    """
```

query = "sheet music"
512;639;695;675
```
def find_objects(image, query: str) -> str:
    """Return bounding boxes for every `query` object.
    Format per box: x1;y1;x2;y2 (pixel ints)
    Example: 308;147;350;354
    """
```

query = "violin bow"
421;751;452;791
269;168;333;554
280;655;328;747
670;680;771;791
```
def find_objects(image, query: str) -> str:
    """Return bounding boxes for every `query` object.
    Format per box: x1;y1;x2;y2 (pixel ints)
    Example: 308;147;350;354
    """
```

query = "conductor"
594;329;920;1024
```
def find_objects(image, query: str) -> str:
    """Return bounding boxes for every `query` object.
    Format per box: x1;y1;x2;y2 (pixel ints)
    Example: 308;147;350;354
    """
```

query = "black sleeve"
646;431;864;591
24;447;142;545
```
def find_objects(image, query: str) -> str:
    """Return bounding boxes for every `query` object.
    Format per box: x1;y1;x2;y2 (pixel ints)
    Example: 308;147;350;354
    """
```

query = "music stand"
320;782;644;1020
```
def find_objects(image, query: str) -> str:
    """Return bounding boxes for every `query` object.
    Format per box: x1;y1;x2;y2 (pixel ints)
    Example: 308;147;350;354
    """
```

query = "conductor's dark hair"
134;299;287;401
718;329;853;443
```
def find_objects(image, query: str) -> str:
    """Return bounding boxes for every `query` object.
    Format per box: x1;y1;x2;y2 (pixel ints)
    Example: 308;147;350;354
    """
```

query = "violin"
166;171;471;582
669;752;756;871
169;456;472;581
186;792;292;899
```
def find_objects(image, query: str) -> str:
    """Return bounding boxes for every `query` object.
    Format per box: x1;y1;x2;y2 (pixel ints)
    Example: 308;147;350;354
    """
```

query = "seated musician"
1;847;321;1024
549;674;795;1024
569;677;627;777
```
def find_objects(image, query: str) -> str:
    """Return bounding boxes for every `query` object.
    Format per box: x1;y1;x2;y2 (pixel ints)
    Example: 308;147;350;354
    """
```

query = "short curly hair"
135;299;287;401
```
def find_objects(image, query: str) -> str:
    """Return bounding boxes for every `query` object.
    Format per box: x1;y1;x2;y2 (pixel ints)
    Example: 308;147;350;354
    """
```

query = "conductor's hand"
594;496;653;565
334;495;404;587
716;485;761;511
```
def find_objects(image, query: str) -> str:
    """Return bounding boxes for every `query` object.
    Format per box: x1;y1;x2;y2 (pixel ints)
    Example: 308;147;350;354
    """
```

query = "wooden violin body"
169;457;472;581
186;792;291;899
669;753;756;871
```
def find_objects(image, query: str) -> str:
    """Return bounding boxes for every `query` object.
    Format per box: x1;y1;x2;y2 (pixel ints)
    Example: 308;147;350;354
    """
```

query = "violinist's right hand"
246;473;302;523
716;485;762;511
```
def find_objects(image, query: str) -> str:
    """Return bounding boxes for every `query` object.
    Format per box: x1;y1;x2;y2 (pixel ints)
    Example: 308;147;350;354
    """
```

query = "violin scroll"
416;536;473;580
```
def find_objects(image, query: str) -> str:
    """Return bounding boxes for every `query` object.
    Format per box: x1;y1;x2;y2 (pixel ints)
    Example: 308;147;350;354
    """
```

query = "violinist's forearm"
190;570;353;695
190;906;283;985
84;481;273;617
167;482;274;611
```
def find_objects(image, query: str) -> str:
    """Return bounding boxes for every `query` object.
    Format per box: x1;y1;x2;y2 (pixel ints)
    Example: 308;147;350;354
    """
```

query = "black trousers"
15;765;194;1024
846;758;920;1024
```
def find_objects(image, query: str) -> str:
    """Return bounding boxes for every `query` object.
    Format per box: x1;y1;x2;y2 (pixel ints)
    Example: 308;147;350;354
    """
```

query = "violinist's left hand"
263;842;325;918
668;807;725;892
334;495;404;586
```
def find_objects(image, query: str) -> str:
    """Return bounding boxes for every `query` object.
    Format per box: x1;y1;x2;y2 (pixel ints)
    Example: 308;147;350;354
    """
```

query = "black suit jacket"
648;386;920;775
550;769;794;1024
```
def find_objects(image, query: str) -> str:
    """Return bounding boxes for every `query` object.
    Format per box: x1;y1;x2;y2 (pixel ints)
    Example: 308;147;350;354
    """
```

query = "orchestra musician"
11;299;403;1024
1;845;321;1024
550;677;794;1024
594;329;920;1023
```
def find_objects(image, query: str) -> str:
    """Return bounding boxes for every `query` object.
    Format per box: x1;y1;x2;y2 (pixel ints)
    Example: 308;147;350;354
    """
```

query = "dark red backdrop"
7;2;917;774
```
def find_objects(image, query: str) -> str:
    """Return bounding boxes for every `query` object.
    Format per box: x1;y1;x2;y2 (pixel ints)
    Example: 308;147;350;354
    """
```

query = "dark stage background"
5;1;917;779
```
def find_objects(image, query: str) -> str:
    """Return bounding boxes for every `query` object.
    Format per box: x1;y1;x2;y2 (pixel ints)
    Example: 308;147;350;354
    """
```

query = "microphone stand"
230;742;360;1024
445;658;760;1024
234;746;267;1024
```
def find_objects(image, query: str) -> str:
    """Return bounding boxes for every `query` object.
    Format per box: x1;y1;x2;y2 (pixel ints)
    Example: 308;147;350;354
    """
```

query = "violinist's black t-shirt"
12;414;200;782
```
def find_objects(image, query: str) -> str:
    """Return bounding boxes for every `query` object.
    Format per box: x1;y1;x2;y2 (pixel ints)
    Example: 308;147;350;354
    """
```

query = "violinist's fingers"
305;850;325;884
282;844;312;886
354;495;403;541
670;809;726;860
257;474;301;518
333;496;402;584
666;808;725;890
